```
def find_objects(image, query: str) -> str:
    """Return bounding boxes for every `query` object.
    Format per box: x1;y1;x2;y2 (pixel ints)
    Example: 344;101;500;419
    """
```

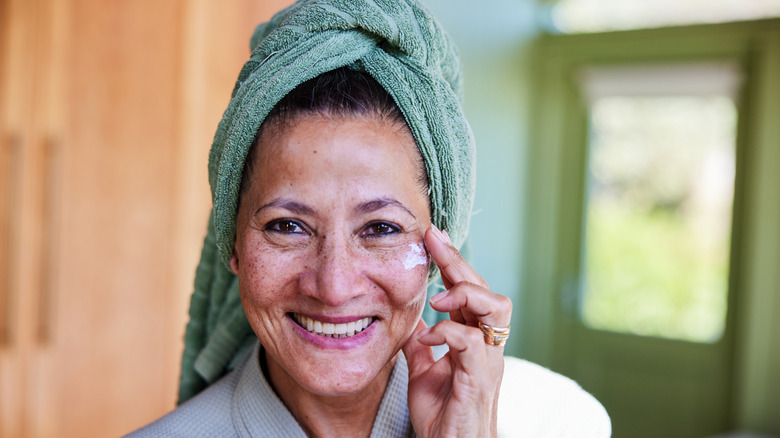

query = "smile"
292;313;375;338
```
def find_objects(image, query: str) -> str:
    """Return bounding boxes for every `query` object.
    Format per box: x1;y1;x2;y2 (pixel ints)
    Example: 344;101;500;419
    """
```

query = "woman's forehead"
256;115;418;168
247;115;424;202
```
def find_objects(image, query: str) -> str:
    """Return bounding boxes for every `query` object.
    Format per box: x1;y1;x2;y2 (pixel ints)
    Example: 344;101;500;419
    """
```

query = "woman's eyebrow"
355;197;416;219
254;198;315;216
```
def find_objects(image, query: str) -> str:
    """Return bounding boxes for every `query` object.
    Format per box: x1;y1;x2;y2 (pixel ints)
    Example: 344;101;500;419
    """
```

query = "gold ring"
478;322;510;347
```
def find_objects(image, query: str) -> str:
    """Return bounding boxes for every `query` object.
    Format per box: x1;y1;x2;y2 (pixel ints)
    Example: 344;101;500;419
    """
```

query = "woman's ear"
229;251;240;275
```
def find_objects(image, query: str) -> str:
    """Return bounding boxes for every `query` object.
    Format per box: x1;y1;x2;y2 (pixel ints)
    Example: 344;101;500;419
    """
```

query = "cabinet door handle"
37;136;61;345
1;133;22;348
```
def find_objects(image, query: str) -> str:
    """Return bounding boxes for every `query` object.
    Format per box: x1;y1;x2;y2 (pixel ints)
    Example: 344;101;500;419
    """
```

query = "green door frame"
520;19;780;433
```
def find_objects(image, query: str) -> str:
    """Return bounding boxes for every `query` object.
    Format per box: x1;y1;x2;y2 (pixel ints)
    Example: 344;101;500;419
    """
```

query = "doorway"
523;20;780;437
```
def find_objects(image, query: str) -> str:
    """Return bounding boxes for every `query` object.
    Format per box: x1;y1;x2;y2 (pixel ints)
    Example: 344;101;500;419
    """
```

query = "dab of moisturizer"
402;242;428;270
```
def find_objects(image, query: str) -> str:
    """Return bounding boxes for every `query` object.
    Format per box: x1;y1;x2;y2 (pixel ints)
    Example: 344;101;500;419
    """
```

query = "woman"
130;0;610;436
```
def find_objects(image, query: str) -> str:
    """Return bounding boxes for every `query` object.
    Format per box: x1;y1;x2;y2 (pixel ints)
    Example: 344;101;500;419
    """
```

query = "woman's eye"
266;219;307;234
362;221;401;237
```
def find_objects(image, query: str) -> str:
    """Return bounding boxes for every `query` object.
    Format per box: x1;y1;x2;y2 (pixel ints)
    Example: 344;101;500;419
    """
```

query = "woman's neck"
262;350;397;438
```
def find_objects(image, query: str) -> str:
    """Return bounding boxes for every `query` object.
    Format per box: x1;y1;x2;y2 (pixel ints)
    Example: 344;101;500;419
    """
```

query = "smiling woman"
235;115;431;432
233;82;432;403
126;0;610;437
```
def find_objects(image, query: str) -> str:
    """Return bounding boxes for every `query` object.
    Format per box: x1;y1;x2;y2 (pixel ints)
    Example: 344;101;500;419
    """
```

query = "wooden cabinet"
0;0;294;436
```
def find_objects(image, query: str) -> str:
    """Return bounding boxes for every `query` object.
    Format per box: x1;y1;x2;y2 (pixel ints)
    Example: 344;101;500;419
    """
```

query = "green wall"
422;0;540;358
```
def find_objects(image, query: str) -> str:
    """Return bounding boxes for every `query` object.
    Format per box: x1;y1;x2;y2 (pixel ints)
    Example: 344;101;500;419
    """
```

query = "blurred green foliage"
582;200;729;342
581;96;735;343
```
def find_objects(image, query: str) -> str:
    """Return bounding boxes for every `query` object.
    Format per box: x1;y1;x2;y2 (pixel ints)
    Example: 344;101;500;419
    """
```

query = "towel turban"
179;0;475;403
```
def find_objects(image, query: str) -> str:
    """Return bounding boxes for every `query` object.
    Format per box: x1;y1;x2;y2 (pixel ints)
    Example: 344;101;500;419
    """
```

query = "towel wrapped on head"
179;0;475;404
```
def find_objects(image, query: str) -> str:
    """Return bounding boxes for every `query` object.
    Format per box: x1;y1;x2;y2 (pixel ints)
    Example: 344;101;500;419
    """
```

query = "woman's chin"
292;358;395;398
267;336;399;400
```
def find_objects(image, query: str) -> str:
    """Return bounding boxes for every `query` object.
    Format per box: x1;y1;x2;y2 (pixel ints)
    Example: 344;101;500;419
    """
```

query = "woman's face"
231;114;431;397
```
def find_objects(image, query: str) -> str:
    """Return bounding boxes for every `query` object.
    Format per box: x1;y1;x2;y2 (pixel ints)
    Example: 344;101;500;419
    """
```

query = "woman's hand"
403;225;512;438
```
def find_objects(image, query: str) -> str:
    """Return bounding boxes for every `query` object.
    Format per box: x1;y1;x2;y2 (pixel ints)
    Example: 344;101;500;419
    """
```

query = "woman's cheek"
369;240;430;305
240;245;304;306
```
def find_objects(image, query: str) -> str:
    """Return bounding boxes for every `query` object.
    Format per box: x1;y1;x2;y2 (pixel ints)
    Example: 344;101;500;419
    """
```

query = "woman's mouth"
292;313;375;338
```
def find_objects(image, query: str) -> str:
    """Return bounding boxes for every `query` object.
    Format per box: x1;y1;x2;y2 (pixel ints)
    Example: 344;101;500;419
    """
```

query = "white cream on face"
402;242;428;270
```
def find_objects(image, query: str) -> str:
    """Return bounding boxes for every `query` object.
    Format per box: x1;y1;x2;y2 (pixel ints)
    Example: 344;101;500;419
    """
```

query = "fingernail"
431;224;446;242
415;327;431;340
429;289;449;304
442;230;453;245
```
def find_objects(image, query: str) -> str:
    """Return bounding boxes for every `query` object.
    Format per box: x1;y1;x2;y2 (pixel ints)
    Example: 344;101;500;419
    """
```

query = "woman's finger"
402;318;436;376
414;320;494;371
429;283;513;328
425;225;488;290
417;321;507;391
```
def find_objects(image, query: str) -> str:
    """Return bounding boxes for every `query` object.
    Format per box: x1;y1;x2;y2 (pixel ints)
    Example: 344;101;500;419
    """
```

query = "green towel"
179;0;475;404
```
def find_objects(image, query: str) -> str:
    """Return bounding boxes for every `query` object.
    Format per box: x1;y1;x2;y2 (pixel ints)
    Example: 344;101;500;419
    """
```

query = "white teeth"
293;314;374;338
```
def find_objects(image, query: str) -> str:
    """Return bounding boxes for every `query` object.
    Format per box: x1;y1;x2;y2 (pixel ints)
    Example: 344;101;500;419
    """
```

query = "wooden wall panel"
1;0;61;435
56;0;184;435
0;0;27;434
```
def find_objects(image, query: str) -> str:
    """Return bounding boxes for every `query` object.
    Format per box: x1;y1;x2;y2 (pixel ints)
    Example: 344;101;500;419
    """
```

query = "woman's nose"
300;236;368;306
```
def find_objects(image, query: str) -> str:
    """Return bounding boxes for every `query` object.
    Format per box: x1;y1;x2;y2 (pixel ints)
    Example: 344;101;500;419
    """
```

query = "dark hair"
266;66;407;127
239;67;430;203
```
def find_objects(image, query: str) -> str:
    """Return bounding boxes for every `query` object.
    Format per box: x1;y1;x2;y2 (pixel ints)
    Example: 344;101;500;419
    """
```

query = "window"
544;0;780;33
578;63;741;342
